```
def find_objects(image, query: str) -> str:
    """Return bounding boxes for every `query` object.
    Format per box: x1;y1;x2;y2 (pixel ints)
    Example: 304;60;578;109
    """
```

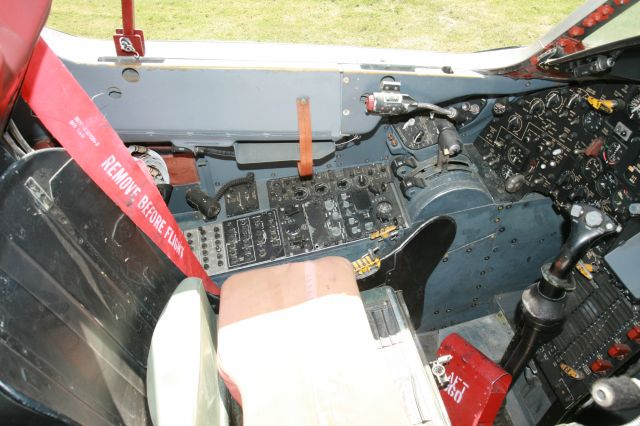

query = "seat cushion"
147;278;228;426
217;256;412;426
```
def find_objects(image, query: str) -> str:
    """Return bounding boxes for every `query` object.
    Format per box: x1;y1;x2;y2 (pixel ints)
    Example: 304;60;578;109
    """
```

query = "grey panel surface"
63;58;560;146
605;231;640;298
64;61;343;143
419;197;564;331
234;141;335;164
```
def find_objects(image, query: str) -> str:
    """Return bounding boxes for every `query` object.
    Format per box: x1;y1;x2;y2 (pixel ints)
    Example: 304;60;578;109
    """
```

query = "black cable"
213;172;255;202
195;146;237;159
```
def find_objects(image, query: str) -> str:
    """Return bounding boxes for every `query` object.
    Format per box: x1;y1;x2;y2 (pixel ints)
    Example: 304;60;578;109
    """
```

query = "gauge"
493;99;508;116
500;164;515;179
611;188;631;211
507;115;523;132
629;93;640;120
507;145;527;169
529;98;545;116
567;93;582;110
293;187;309;201
545;91;562;110
624;153;640;187
603;140;626;165
376;201;393;215
595;173;618;197
583;110;604;133
557;170;575;190
581;157;604;179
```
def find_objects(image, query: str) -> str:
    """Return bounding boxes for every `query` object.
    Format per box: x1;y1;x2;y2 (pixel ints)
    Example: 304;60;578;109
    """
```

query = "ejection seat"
0;150;454;425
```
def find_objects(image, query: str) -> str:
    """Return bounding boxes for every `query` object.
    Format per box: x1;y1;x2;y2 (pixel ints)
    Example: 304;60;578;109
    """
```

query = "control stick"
500;204;620;381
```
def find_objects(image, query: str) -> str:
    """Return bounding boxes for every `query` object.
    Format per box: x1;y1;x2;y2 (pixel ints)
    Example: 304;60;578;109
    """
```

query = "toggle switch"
608;343;631;360
627;325;640;343
591;359;614;374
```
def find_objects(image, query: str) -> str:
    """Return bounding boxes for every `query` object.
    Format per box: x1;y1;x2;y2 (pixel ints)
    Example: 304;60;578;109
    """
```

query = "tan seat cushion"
217;256;412;426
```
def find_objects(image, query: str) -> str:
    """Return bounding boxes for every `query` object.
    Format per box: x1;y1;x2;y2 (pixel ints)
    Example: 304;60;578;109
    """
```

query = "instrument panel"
184;162;407;275
536;247;640;411
474;83;640;221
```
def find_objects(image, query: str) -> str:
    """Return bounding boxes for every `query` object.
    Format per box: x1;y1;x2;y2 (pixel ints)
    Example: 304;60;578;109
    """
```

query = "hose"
213;172;255;202
195;146;237;159
415;102;459;120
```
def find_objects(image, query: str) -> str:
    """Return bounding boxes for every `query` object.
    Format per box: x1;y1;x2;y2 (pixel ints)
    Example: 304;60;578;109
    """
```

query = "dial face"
507;145;528;168
376;201;393;214
595;173;618;197
493;100;507;116
529;98;545;116
611;188;631;210
500;163;515;179
629;93;640;120
293;187;309;201
567;93;582;109
545;91;562;110
507;115;523;132
603;140;626;165
583;110;604;133
581;157;604;179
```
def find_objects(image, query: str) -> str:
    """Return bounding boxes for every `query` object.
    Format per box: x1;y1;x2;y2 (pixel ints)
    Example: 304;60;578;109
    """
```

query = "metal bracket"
25;177;53;212
113;0;145;57
429;354;453;388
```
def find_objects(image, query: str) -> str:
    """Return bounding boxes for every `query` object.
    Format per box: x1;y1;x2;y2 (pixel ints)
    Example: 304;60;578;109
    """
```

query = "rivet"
342;109;350;116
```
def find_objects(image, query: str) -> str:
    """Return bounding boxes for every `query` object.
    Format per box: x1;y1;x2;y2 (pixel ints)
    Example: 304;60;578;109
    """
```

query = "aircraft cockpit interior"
1;0;640;425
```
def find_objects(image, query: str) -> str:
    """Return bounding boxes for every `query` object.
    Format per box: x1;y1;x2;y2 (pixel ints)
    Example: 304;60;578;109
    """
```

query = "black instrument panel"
475;83;640;418
474;83;640;221
184;161;407;275
267;163;406;256
535;248;640;411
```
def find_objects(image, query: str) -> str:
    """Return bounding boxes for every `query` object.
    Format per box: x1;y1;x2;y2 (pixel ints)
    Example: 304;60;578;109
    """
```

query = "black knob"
569;185;588;202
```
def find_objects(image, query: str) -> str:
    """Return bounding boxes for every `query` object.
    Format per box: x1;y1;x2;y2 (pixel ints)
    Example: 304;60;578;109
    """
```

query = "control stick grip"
549;204;619;280
186;187;221;220
436;119;461;156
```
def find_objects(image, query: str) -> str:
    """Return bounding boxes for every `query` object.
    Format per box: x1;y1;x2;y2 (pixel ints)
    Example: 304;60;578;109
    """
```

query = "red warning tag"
21;38;219;295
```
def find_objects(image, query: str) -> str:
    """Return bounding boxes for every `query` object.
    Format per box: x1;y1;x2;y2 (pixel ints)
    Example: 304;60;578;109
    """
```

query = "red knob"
599;5;615;15
365;94;375;112
608;343;631;359
627;325;640;343
591;359;614;374
568;26;585;37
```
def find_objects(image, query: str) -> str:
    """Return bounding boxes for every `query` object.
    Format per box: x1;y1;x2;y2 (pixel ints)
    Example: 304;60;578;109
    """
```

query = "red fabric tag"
21;38;219;295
